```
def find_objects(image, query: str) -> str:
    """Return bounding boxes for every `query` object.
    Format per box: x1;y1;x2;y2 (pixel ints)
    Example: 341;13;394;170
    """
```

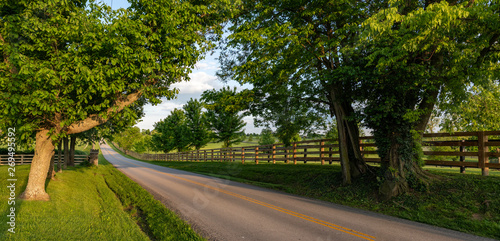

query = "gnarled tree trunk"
19;129;55;201
19;92;142;201
378;131;433;200
329;89;369;185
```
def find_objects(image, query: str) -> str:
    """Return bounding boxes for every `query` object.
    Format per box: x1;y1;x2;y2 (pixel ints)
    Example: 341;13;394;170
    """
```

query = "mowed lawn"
0;153;204;241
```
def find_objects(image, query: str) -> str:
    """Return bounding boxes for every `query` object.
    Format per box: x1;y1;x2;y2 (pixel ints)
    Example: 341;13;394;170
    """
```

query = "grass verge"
110;140;500;240
0;152;204;241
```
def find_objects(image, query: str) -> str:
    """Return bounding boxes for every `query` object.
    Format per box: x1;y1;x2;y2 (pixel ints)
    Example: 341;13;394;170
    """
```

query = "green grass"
0;152;204;241
124;159;500;240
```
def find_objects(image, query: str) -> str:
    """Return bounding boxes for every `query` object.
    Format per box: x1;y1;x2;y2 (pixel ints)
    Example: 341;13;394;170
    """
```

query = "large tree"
201;87;249;148
0;0;227;200
358;0;500;198
114;127;143;152
183;98;211;150
151;109;191;153
258;128;275;146
247;79;327;147
218;0;383;184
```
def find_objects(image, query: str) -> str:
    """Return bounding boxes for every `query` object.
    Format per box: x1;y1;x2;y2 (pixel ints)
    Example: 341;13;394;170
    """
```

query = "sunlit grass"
0;152;204;241
0;165;149;241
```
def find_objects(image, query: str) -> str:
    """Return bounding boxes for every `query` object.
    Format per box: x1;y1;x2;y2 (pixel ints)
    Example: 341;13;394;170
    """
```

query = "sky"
101;0;262;133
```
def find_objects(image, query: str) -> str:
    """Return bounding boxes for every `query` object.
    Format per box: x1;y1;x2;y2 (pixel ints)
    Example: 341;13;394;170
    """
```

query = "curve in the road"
112;153;375;241
101;143;495;241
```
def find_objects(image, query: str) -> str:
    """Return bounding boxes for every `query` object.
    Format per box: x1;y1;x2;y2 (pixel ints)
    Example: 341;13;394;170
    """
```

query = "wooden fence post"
293;143;297;165
241;147;245;164
284;147;288;164
304;148;307;163
460;140;465;174
329;146;333;164
478;131;489;176
272;144;276;164
320;141;325;165
255;146;259;165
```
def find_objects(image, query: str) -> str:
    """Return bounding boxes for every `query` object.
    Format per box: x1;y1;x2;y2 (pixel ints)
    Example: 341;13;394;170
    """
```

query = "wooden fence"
0;154;89;165
113;131;500;176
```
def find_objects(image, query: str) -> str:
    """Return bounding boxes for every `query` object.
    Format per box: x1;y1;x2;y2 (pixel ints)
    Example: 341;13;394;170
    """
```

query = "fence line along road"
0;154;89;165
117;130;500;176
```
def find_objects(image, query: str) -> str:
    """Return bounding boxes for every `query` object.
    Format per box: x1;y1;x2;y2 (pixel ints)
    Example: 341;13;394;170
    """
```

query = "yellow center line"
103;147;376;241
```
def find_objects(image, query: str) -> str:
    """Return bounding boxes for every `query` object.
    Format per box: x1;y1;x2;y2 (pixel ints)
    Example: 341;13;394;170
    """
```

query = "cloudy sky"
102;0;261;133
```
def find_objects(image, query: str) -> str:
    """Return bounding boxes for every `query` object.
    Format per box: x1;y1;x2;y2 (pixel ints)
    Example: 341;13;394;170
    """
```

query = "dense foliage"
201;87;249;147
220;0;500;198
0;0;230;200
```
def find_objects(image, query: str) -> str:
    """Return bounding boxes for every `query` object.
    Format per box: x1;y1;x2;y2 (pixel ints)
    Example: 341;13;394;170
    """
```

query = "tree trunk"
19;129;54;201
69;135;76;166
63;136;69;169
378;131;433;200
329;89;369;185
57;140;62;173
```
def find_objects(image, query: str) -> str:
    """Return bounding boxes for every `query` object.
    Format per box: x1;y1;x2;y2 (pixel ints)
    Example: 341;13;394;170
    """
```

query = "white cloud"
157;102;184;112
194;61;219;71
171;72;220;94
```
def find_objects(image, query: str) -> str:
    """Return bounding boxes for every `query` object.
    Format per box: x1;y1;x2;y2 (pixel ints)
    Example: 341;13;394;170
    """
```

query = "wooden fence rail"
112;131;500;176
0;154;89;165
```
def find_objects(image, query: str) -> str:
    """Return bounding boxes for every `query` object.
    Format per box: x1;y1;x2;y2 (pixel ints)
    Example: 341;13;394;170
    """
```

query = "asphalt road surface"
100;143;495;241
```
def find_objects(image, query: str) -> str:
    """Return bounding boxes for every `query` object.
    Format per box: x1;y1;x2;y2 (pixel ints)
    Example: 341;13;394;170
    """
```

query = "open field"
0;151;203;240
108;141;500;239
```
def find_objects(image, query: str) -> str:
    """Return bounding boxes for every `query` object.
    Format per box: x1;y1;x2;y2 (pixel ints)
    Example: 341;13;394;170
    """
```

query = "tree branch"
66;91;142;134
414;87;440;133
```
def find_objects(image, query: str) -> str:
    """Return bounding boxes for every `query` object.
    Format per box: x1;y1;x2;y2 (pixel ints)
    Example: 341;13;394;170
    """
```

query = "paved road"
101;143;494;241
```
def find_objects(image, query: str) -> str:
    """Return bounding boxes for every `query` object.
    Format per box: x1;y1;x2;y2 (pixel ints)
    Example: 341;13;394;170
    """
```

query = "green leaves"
201;87;247;148
183;98;211;150
0;0;227;141
152;109;191;153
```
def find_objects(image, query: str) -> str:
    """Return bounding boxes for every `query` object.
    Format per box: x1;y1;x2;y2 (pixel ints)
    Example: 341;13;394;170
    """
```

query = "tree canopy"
201;87;249;147
0;0;230;200
183;98;211;150
152;109;191;153
219;0;499;198
357;0;500;198
219;0;382;184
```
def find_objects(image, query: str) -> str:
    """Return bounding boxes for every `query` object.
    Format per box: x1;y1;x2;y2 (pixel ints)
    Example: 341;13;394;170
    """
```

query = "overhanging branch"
66;91;142;134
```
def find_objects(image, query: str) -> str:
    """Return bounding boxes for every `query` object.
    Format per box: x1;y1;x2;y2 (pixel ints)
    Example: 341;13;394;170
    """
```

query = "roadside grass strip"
0;154;204;241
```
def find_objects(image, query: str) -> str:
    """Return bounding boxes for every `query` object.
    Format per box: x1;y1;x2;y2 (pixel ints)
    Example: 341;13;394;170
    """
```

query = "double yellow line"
104;147;376;241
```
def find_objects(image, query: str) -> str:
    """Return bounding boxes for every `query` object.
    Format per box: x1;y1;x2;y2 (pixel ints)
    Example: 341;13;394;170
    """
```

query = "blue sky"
99;0;260;133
